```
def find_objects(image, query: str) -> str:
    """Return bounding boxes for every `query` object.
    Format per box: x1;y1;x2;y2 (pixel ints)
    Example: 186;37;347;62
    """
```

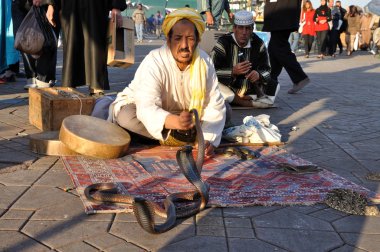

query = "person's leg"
337;31;343;53
316;31;323;55
303;35;310;56
116;103;155;139
320;30;328;55
269;30;308;86
11;2;34;82
135;23;141;41
61;0;86;88
81;0;110;92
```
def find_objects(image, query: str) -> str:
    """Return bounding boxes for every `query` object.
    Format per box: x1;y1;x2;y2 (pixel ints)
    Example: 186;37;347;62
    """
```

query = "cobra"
84;109;209;234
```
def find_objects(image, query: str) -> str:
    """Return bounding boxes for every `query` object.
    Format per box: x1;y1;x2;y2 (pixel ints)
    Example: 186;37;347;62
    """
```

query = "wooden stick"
219;142;285;147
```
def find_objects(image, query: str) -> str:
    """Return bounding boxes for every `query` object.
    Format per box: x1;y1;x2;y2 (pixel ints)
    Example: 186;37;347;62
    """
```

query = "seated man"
108;8;226;156
211;10;279;108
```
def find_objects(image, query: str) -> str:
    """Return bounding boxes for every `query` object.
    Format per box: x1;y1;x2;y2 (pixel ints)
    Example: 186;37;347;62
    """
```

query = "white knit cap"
234;10;254;26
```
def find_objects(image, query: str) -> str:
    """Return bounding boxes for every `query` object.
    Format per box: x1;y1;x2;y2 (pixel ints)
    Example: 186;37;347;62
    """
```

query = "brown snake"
84;109;209;234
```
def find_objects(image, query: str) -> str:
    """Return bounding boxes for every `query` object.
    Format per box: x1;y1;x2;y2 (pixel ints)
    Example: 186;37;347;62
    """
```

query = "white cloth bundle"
222;114;281;143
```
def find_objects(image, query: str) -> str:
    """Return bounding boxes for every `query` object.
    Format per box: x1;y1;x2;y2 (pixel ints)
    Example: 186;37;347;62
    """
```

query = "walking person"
336;1;347;54
132;3;146;43
300;0;316;58
262;0;310;95
328;5;343;56
360;12;374;50
154;11;163;39
314;0;331;59
344;5;360;56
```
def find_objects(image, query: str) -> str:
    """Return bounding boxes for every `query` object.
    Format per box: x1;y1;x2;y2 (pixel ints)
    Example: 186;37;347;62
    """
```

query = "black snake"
84;109;209;234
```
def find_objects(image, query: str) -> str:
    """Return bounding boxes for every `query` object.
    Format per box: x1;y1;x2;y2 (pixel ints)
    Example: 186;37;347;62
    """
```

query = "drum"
59;115;131;159
29;131;79;156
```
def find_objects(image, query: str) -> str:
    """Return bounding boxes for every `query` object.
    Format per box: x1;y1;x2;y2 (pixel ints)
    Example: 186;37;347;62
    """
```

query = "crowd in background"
291;0;380;59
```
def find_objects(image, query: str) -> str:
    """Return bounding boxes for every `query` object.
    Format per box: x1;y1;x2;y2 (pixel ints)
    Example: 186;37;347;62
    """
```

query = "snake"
84;109;209;234
221;147;260;160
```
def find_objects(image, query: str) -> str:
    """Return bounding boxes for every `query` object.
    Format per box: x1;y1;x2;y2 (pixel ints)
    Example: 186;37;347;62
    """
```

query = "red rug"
61;146;380;214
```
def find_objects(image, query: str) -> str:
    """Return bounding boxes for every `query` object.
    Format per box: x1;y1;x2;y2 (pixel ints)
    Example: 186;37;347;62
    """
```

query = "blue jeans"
135;23;144;41
288;32;300;52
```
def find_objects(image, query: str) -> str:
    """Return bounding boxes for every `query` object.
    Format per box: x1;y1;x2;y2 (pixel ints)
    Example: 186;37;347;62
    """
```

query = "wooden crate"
29;87;95;131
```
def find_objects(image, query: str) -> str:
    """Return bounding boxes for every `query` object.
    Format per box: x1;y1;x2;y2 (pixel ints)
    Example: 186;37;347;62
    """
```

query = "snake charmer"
108;8;226;156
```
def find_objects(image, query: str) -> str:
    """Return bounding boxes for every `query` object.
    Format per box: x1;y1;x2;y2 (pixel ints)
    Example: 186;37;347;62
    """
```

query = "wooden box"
29;87;95;131
107;17;135;68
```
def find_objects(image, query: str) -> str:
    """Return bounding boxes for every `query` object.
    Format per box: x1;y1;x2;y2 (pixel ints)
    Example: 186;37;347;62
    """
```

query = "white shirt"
110;44;226;146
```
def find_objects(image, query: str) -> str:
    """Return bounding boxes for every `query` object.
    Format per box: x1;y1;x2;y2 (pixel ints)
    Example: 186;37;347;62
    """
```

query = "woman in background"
313;0;331;59
344;5;361;56
301;0;316;58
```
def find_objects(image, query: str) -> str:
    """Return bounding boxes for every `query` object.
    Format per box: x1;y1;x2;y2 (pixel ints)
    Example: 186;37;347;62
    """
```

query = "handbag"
298;12;305;33
298;21;305;33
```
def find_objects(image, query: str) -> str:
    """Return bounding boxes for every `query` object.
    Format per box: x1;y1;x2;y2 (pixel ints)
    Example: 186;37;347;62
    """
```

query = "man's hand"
111;8;122;27
46;5;55;27
232;60;252;76
195;141;215;157
164;111;194;130
178;110;193;130
245;70;260;83
206;11;214;26
33;0;42;6
228;12;234;23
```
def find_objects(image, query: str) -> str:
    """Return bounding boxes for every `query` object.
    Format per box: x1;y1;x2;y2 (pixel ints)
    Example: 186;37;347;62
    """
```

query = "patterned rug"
61;146;380;214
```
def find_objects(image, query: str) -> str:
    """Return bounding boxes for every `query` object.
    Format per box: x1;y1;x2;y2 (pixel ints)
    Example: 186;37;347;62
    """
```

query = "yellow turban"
162;8;205;38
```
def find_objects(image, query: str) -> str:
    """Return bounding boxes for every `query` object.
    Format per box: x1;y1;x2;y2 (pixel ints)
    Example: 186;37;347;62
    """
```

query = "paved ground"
0;40;380;252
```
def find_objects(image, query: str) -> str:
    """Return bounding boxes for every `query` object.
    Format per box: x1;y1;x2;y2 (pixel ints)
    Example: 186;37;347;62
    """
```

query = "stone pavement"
0;42;380;251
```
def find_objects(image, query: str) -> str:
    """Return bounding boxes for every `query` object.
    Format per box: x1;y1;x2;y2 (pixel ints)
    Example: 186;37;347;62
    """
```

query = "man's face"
167;19;198;70
336;1;341;7
329;0;334;7
233;25;253;47
138;4;142;10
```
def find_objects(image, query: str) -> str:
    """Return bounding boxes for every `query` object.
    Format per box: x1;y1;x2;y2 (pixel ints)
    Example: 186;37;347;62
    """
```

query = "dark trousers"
328;29;340;55
316;30;328;55
11;1;60;82
60;0;110;90
268;30;308;84
303;34;314;55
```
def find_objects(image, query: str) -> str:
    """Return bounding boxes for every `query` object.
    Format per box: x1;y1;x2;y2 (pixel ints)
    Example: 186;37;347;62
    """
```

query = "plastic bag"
14;7;44;55
354;33;360;51
14;6;56;57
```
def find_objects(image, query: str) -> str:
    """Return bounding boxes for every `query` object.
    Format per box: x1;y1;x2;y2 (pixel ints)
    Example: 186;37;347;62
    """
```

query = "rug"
61;146;380;214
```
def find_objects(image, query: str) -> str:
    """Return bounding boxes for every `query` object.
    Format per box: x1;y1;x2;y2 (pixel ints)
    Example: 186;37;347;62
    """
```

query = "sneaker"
288;77;310;94
24;78;52;90
251;99;273;108
256;95;274;105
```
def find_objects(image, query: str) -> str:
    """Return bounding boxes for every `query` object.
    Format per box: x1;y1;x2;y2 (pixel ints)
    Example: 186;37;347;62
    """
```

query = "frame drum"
29;131;79;156
59;115;131;159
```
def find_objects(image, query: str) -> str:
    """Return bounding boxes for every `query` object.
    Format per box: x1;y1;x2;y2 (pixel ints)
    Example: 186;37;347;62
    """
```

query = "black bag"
14;6;56;57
